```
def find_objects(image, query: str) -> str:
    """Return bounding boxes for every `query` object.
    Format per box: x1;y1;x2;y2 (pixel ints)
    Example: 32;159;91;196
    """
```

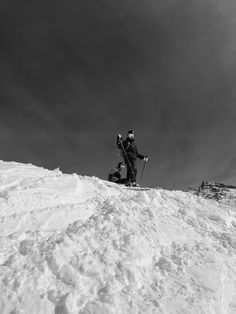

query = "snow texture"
0;161;236;314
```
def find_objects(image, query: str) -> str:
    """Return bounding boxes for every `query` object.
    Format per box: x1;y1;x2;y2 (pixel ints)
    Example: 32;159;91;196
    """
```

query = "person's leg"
130;159;137;183
125;161;132;183
127;166;132;183
109;174;119;183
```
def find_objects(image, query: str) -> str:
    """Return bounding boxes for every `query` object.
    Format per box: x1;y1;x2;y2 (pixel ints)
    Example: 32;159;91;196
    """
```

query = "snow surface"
0;161;236;314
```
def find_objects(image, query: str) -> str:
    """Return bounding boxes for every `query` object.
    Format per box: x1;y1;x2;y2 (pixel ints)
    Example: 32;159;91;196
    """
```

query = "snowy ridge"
197;181;236;204
0;161;236;314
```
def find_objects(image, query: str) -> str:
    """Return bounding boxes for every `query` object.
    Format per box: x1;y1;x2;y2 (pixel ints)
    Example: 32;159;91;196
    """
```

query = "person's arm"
136;145;149;161
135;144;144;159
137;153;145;160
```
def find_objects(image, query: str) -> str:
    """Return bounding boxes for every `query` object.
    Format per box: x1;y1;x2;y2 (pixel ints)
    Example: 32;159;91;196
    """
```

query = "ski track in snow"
0;161;236;314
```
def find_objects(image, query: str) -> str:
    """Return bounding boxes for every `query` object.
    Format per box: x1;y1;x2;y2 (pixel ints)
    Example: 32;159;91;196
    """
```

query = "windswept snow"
0;161;236;314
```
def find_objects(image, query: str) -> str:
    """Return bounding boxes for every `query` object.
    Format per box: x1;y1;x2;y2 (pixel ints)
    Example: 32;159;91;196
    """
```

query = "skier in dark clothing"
117;130;149;186
108;162;127;184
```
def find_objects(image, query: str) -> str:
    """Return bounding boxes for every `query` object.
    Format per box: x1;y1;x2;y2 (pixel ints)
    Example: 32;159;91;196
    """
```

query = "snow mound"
0;161;236;314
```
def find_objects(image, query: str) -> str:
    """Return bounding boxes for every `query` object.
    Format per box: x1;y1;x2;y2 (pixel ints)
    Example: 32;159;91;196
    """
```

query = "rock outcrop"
197;180;236;203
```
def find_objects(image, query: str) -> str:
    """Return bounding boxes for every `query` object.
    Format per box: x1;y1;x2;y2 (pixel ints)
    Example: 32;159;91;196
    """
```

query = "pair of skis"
125;186;151;191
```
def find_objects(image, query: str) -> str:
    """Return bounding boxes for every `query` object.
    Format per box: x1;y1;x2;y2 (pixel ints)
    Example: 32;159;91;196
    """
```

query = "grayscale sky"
1;0;236;189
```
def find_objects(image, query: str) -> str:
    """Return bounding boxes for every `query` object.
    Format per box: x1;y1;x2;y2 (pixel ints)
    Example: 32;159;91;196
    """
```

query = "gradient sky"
1;0;236;189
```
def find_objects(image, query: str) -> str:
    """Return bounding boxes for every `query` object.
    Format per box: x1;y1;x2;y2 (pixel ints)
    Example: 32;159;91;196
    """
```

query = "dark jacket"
108;167;121;182
117;137;144;160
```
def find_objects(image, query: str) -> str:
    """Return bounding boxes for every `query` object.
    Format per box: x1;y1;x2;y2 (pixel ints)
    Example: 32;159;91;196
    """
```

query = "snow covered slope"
0;161;236;314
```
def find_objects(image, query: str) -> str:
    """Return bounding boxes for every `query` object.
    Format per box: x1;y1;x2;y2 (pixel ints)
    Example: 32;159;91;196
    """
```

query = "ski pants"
125;157;137;183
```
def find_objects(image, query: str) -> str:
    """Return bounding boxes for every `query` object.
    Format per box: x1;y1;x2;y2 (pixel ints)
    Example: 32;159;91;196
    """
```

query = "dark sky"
1;0;236;189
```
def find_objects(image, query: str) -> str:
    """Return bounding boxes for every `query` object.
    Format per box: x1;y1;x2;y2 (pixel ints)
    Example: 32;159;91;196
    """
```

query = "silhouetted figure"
117;130;148;186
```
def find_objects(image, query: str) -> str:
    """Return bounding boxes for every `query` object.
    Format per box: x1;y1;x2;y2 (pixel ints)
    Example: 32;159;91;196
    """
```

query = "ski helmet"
127;130;135;138
127;130;135;135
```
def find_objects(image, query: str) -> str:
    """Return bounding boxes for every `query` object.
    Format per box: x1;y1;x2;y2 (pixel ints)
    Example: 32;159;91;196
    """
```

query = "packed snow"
0;161;236;314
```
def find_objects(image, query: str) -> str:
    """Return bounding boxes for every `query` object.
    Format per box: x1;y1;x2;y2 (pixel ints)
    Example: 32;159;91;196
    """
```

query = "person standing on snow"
108;162;127;184
116;130;149;186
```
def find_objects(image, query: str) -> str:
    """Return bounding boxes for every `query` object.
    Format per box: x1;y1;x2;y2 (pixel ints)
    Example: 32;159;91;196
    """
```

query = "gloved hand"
117;134;122;144
143;156;149;162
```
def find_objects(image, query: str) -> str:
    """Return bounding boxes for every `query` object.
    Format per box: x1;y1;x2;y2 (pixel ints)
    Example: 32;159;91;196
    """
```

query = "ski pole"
119;140;134;174
139;160;147;185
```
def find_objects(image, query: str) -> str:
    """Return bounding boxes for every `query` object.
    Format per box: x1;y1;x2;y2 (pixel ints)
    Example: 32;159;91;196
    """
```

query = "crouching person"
108;162;127;184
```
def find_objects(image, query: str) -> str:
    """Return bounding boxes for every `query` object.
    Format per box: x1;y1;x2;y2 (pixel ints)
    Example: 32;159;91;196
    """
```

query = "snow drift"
0;161;236;314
